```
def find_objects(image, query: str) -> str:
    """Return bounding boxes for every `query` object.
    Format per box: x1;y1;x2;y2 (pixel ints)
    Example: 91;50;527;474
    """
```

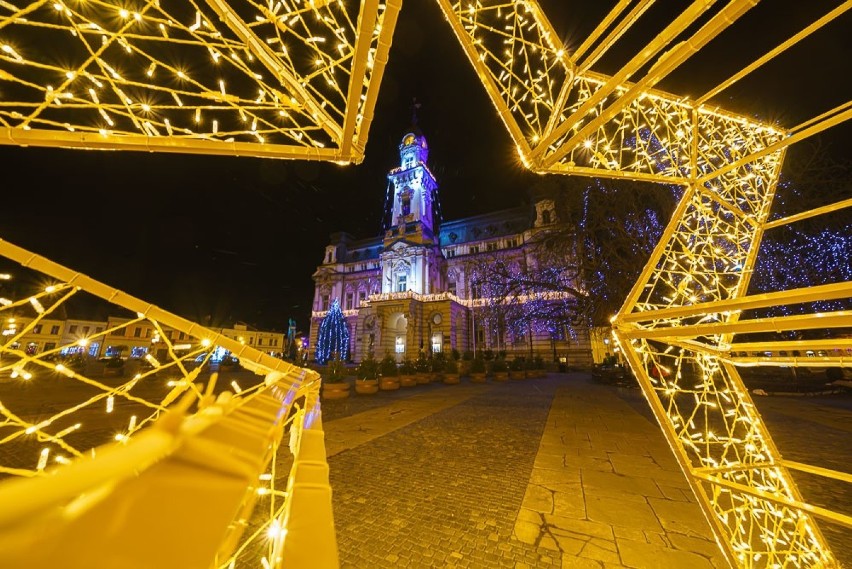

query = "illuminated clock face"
432;313;442;325
403;134;415;145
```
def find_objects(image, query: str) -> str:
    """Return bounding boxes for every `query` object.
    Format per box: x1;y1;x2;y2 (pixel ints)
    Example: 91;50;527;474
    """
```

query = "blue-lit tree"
315;299;349;364
749;144;851;317
475;177;676;342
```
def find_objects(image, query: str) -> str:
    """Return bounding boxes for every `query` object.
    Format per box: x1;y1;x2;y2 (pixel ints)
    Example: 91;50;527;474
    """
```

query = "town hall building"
309;127;592;365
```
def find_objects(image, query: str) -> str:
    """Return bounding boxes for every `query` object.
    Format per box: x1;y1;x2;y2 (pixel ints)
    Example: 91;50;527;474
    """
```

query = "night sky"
1;1;849;332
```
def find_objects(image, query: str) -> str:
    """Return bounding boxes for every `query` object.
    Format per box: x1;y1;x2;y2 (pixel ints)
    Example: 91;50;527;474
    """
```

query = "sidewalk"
322;374;728;568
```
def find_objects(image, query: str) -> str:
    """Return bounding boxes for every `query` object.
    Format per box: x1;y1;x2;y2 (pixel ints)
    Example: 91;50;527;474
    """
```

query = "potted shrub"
534;355;545;378
430;353;446;381
399;359;417;387
460;350;474;377
491;358;509;381
355;356;379;394
469;356;487;383
321;355;350;399
442;357;460;384
379;355;400;391
415;356;431;384
509;357;526;380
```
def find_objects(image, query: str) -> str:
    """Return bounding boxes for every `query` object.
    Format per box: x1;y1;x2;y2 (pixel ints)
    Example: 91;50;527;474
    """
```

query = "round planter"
322;382;351;400
354;379;379;394
493;372;509;381
470;373;487;383
415;373;431;385
443;373;460;384
380;378;400;391
399;375;417;387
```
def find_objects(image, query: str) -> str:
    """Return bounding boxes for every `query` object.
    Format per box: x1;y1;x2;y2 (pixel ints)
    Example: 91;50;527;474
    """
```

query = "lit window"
395;336;405;354
345;292;354;310
33;324;42;334
397;274;407;293
431;333;442;353
50;325;60;335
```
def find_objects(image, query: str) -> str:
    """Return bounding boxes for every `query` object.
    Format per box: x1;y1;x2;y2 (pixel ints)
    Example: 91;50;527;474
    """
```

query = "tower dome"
399;128;428;168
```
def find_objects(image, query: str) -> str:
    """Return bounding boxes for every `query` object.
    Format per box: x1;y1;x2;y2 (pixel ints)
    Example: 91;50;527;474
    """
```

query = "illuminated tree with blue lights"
315;299;349;364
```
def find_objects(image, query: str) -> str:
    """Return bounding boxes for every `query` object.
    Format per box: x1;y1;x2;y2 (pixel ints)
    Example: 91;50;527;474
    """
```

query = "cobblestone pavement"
619;387;852;568
328;378;562;568
323;375;852;568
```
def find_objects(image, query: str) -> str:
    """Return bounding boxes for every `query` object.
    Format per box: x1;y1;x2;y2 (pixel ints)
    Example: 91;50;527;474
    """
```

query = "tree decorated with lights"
315;299;349;365
474;176;676;345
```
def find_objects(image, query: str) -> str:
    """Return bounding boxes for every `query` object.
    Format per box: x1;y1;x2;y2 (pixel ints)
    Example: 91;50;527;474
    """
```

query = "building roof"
438;206;529;247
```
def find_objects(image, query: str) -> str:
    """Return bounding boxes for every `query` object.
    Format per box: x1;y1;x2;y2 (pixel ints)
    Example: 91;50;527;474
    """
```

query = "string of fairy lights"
0;0;847;567
0;0;391;158
439;1;842;567
0;257;316;568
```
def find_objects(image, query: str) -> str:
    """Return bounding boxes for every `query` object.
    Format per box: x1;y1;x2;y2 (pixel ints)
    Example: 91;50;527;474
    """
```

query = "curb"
751;388;847;397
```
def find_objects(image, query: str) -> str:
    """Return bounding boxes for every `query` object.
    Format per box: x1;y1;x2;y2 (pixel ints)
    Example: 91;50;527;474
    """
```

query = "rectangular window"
431;333;442;353
258;338;264;346
471;283;481;299
487;242;496;252
249;337;254;344
447;249;455;258
395;336;405;354
397;274;407;293
50;325;60;335
83;326;90;335
359;291;367;305
345;292;354;310
33;324;42;334
44;342;56;351
448;281;457;295
134;327;142;338
96;327;103;334
69;325;78;334
321;295;330;311
470;246;479;254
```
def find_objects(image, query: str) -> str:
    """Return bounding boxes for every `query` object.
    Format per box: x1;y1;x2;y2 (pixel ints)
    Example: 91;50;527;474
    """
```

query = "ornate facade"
310;128;592;364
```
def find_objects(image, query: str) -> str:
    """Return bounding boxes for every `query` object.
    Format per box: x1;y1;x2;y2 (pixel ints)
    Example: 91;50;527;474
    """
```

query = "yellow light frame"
1;0;850;567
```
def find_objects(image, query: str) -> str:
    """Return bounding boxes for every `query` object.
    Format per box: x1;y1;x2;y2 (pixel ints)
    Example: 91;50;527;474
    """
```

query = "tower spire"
410;97;421;127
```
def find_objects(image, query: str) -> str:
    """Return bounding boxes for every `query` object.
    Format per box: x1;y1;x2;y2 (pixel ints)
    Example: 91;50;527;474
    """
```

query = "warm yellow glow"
0;0;400;163
0;239;327;569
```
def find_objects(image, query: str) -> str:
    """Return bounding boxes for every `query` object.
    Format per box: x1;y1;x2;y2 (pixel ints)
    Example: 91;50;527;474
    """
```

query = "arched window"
542;209;552;225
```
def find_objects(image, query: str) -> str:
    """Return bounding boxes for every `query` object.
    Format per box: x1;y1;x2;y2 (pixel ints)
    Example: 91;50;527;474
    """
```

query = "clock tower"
388;129;438;236
381;128;443;295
